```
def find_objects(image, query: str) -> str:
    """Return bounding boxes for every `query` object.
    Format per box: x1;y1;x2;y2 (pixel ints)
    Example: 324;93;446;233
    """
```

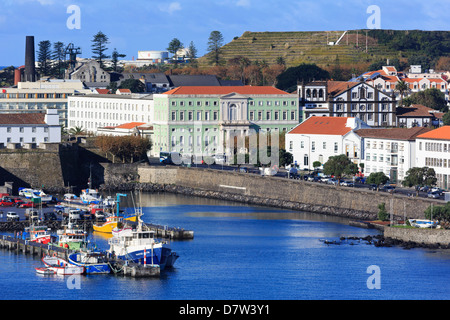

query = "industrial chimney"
24;36;36;82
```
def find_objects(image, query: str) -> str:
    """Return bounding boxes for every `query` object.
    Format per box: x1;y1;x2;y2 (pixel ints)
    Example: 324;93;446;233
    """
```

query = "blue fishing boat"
108;217;178;270
68;250;111;274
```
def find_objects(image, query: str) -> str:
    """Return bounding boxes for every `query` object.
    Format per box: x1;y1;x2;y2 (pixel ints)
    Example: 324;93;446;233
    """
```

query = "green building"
152;86;299;158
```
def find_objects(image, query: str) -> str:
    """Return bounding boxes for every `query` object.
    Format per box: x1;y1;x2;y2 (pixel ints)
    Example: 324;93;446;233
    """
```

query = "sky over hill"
0;0;449;66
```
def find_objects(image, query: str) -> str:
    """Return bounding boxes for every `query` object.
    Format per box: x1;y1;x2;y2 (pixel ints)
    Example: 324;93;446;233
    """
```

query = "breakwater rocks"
99;182;378;221
323;235;450;250
0;220;94;232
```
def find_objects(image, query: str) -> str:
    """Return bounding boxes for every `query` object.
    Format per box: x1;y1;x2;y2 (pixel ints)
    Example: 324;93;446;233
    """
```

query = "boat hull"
68;253;111;274
93;215;137;233
42;256;84;275
116;246;173;270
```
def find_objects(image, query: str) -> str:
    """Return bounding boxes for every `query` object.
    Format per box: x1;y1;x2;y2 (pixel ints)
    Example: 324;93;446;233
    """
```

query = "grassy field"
197;30;404;69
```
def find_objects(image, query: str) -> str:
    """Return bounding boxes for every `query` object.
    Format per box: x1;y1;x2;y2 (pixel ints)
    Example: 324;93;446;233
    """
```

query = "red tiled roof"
355;127;432;141
96;89;110;94
288;116;353;136
396;104;435;118
115;122;146;129
163;86;290;95
416;126;450;140
327;81;359;96
0;113;45;125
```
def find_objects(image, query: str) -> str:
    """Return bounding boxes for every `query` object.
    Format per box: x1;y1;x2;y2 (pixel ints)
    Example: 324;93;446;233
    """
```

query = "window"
266;111;271;120
323;142;326;149
311;141;315;152
334;142;338;153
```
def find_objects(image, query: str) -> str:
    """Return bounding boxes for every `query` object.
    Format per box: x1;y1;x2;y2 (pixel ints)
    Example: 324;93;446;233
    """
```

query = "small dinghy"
42;255;84;275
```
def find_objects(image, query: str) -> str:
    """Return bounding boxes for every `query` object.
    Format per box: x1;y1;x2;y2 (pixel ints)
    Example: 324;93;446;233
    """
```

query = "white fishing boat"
408;219;439;228
42;255;84;275
80;189;102;204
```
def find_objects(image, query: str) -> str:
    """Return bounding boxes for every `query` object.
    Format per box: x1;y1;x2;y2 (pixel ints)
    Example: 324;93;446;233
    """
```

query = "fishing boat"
56;227;88;251
22;225;54;244
42;255;84;275
92;193;136;233
108;214;178;270
19;188;52;203
408;219;439;228
80;189;102;204
68;250;111;274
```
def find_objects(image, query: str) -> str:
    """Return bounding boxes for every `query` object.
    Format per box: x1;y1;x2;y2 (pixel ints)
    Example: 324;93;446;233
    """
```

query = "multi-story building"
0;109;61;147
152;86;299;157
0;80;91;127
416;126;450;190
285;116;370;170
360;65;449;106
298;80;397;127
67;94;154;134
355;127;431;184
396;104;443;128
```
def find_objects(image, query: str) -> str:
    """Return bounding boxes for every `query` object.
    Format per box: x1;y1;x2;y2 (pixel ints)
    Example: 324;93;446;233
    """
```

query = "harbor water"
0;192;449;300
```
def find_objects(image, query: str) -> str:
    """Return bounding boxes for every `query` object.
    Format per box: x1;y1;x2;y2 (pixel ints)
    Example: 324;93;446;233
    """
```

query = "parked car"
381;185;396;192
341;180;354;187
320;176;331;183
0;198;15;206
369;184;378;191
431;188;445;196
428;191;441;199
327;178;339;185
419;186;430;192
19;201;35;208
213;154;227;165
6;212;19;221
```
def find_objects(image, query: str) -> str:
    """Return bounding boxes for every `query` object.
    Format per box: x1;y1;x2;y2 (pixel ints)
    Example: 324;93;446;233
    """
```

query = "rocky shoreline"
335;235;450;250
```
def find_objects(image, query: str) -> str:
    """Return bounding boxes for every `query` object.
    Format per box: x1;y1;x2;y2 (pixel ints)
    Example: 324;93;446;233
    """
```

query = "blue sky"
1;0;449;66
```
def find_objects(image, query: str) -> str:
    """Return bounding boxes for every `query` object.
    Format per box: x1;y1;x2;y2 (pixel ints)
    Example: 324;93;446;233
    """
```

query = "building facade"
67;94;154;134
285;116;370;170
297;81;397;127
152;86;299;157
0;109;61;147
355;127;431;184
0;80;91;127
416;126;450;190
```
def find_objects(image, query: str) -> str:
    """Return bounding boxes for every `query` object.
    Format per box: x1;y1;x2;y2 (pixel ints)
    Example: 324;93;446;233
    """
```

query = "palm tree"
69;126;85;136
395;80;409;107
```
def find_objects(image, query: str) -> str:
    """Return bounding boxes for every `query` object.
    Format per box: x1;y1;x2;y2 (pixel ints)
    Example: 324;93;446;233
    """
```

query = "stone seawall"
384;227;450;246
137;166;438;221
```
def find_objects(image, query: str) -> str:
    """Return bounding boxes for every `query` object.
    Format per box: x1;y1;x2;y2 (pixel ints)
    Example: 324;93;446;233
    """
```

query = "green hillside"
198;30;450;69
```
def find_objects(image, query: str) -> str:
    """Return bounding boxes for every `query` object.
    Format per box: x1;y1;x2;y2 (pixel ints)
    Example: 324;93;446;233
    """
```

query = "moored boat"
22;225;54;244
42;255;84;275
35;267;56;275
68;250;111;274
408;219;439;228
108;213;178;270
56;228;88;251
80;189;102;204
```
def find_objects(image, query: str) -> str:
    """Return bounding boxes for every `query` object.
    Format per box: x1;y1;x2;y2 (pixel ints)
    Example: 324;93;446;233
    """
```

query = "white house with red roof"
285;116;370;170
97;122;153;139
415;126;450;190
0;109;61;147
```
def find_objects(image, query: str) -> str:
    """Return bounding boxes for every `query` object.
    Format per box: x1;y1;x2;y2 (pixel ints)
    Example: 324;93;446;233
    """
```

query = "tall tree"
91;31;110;68
52;41;65;79
395;80;409;107
37;40;52;77
167;38;183;64
402;167;437;195
186;41;198;66
111;48;126;72
323;154;358;184
207;30;224;66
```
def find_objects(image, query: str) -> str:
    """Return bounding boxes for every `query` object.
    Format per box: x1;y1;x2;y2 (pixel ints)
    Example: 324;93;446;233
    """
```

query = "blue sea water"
0;193;449;301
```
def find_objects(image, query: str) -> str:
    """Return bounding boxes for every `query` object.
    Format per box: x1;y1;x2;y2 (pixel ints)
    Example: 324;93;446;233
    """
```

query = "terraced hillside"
198;30;402;68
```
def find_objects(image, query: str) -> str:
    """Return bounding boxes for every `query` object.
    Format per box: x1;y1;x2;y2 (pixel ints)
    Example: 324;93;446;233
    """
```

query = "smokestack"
24;36;36;82
14;68;21;85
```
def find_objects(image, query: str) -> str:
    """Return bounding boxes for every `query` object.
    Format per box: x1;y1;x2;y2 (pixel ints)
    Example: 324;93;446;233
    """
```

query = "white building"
416;126;450;190
97;122;153;140
297;80;397;127
0;109;61;147
285;116;371;170
0;80;91;127
355;127;431;184
67;94;154;135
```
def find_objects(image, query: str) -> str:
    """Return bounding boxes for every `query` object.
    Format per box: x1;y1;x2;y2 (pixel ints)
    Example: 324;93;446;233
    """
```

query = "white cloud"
159;2;182;14
236;0;250;7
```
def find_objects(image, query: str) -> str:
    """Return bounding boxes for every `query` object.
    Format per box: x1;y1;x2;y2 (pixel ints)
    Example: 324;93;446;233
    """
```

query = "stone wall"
138;166;438;220
384;227;450;245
